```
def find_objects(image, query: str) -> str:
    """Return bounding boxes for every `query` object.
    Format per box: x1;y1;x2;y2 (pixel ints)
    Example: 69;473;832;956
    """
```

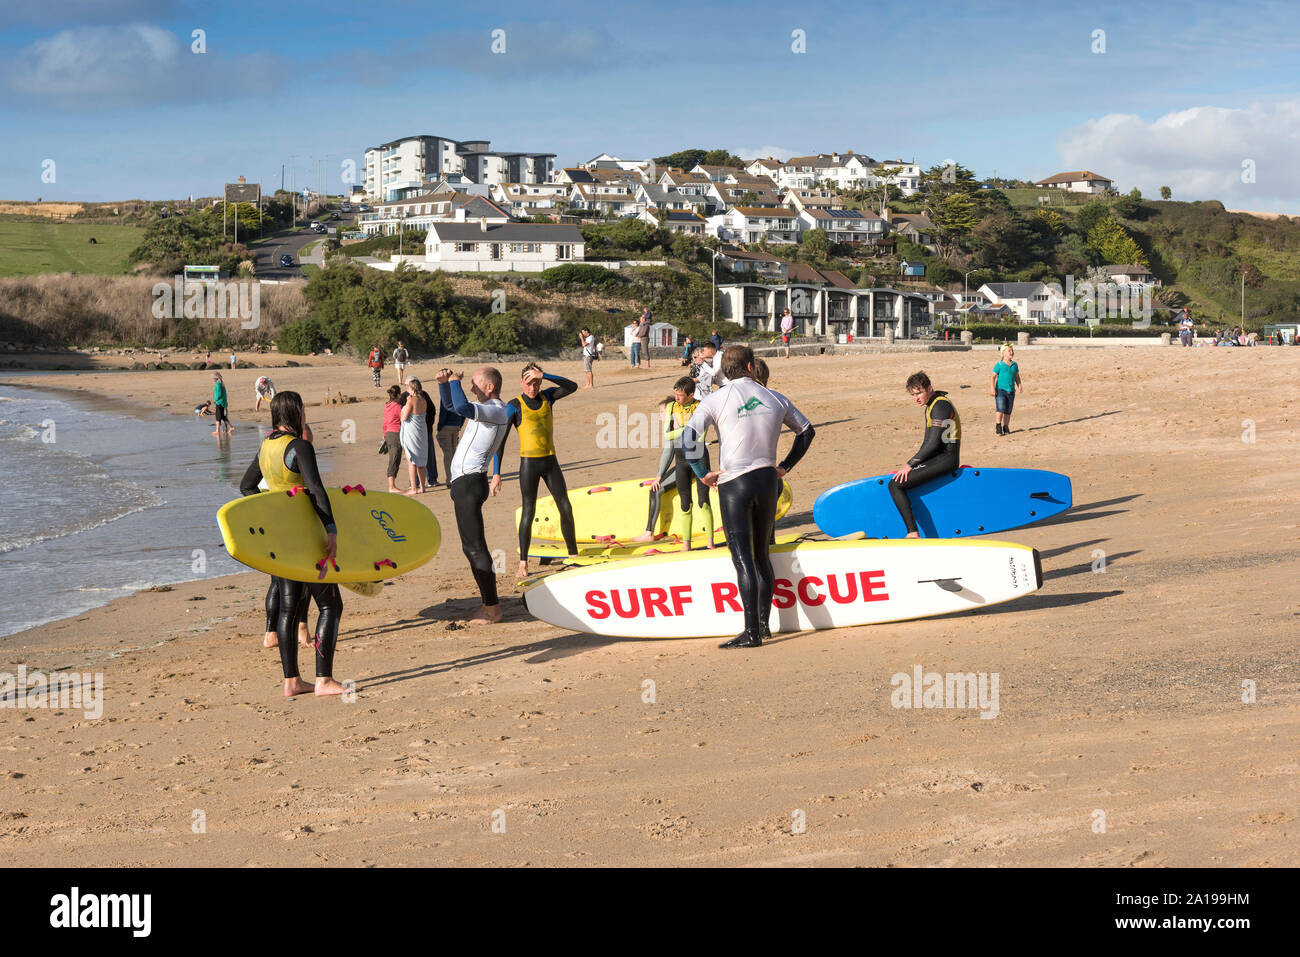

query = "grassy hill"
0;220;143;277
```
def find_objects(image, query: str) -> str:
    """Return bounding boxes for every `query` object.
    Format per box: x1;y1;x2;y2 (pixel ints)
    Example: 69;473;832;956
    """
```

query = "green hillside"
0;221;143;277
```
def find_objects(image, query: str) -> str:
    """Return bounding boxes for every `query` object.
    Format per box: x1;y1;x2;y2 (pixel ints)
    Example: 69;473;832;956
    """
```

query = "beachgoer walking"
683;345;815;648
889;371;961;538
779;308;795;358
238;391;347;697
393;341;408;382
1178;309;1194;347
367;344;385;387
990;345;1022;436
229;351;237;370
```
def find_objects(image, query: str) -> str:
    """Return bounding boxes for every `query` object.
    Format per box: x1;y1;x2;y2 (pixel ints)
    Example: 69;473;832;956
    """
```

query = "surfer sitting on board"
889;371;961;539
683;344;815;648
238;392;349;698
632;377;716;551
439;366;512;625
500;363;580;579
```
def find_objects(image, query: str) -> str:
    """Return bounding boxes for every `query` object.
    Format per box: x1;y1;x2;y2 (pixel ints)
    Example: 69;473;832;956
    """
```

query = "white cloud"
732;145;798;162
1057;101;1300;213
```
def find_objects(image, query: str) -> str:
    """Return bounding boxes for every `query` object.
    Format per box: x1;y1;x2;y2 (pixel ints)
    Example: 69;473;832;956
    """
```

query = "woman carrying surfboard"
889;371;961;539
683;345;815;648
238;392;349;698
500;363;580;579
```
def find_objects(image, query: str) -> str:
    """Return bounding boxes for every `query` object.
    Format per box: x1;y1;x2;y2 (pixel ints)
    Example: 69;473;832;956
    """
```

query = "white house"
568;183;638;217
872;160;922;196
797;207;886;244
638;208;707;235
1099;264;1159;286
622;321;678;349
783;187;838;213
359;193;510;236
489;182;569;218
745;158;783;179
707;206;800;243
1034;170;1114;194
707;180;784;211
978;282;1071;323
421;222;585;272
633;182;708;214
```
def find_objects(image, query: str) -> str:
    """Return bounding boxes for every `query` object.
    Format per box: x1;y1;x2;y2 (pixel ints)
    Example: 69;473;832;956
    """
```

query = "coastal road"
252;208;358;279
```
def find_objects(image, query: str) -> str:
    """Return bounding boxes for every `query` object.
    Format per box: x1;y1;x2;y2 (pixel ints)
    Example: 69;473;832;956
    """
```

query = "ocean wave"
0;498;158;555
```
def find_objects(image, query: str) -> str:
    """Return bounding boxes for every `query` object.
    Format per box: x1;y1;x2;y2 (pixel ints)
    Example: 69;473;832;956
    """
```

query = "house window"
455;242;477;253
556;244;571;260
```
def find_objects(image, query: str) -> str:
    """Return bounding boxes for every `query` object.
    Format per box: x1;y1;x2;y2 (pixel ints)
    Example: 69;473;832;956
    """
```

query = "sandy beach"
1;345;1297;867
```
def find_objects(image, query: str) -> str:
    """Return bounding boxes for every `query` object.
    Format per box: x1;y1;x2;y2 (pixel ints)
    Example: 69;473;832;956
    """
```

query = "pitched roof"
1034;170;1113;185
656;209;707;223
732;206;796;218
717;248;782;263
805;207;876;221
1100;263;1153;275
982;282;1047;298
560;168;596;183
891;212;934;230
429;223;584;243
786;264;855;288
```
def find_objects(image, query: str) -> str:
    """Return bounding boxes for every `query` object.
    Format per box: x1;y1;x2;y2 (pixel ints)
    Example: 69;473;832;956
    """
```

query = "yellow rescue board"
527;532;806;562
517;477;794;545
217;486;440;584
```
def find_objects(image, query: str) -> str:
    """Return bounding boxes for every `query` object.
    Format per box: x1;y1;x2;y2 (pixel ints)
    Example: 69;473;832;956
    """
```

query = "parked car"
279;254;294;267
308;221;321;229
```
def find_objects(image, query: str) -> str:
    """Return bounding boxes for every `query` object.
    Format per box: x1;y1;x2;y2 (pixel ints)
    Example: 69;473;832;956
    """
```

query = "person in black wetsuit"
239;391;349;698
684;345;815;649
257;421;317;651
889;371;961;538
499;362;579;578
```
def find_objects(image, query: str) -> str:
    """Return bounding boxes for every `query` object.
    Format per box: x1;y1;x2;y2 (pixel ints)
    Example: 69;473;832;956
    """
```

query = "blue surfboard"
812;467;1072;539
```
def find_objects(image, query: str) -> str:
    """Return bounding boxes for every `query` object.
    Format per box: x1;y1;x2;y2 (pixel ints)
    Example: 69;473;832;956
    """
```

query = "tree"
929;191;979;258
802;228;831;260
1074;200;1110;237
969;213;1036;270
1087;214;1148;266
1237;262;1264;288
1160;185;1172;200
1113;189;1143;217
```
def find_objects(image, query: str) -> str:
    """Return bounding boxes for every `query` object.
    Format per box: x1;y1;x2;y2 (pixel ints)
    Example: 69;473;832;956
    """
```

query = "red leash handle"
285;485;307;497
342;484;367;495
374;559;396;571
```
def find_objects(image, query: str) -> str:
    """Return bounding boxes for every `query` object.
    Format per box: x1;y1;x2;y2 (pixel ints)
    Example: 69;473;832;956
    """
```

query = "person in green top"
989;344;1023;436
211;371;234;437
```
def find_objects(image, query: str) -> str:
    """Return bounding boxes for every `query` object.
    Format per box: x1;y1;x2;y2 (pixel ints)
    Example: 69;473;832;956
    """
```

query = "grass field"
0;220;143;277
1001;187;1094;211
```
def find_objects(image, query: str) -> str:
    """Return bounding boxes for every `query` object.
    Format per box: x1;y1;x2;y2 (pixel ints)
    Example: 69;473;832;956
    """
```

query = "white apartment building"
363;134;555;201
707;207;800;244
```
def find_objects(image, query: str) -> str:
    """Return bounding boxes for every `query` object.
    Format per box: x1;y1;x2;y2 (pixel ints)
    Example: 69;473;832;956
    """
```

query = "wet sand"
1;345;1297;866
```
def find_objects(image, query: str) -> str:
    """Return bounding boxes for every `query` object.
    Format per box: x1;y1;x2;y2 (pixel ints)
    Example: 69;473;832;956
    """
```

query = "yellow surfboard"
217;486;440;584
516;477;794;545
527;532;807;563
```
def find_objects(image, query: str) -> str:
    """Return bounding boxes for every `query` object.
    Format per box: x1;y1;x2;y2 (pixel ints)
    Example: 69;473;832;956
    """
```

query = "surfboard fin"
919;577;964;593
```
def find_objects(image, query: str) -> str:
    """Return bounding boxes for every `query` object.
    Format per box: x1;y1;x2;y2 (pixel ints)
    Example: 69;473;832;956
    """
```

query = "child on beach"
194;399;214;416
211;372;233;437
989;345;1023;436
254;376;275;411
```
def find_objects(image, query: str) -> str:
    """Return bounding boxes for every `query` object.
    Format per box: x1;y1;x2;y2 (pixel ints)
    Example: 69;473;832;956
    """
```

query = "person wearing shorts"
393;341;408;382
211;372;233;436
579;327;597;389
989;345;1022;436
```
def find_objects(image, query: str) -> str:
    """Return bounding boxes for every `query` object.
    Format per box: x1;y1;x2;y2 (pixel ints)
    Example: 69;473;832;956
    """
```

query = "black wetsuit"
501;374;579;558
240;432;343;680
888;391;961;535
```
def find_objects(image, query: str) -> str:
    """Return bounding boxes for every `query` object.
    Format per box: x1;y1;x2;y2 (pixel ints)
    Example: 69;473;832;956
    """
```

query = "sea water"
0;382;274;639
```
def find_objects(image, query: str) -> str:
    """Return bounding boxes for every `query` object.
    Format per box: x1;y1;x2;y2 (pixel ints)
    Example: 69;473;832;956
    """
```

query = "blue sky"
2;0;1299;210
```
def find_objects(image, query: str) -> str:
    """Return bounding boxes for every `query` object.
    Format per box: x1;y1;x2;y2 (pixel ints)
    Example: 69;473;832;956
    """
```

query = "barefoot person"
889;371;961;538
211;372;233;437
684;345;815;648
399;377;429;494
238;392;348;697
989;345;1022;436
633;377;715;551
439;366;512;624
258;419;317;651
501;362;579;578
382;384;405;492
